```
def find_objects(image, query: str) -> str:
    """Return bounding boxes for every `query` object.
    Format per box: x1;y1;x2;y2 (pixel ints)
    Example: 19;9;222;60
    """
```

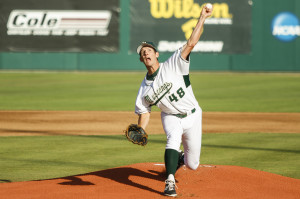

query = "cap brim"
136;43;156;54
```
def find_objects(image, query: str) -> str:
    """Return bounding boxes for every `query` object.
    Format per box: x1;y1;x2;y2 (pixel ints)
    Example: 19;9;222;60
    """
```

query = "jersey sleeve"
135;81;151;115
164;47;190;75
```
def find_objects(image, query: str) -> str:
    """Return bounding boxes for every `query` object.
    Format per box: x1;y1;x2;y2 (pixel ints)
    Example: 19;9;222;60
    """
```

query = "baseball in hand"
205;3;213;10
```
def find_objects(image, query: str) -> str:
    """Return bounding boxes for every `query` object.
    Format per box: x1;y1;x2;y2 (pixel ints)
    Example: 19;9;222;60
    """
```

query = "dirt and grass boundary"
1;111;299;136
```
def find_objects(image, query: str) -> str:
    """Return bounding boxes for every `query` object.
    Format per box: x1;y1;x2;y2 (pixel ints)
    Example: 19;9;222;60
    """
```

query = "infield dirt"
0;111;300;136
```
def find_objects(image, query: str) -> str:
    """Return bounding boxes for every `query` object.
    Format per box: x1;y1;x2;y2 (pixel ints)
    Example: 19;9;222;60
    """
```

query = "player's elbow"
187;40;197;48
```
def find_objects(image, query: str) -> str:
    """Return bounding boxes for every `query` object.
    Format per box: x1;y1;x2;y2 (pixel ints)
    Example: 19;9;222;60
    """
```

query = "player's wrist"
199;14;206;22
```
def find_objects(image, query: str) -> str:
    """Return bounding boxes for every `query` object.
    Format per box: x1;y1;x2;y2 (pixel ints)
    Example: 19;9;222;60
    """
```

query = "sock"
164;149;180;177
167;174;175;181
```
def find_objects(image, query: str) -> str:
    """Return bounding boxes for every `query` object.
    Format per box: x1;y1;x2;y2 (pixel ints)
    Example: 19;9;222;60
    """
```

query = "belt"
173;108;196;118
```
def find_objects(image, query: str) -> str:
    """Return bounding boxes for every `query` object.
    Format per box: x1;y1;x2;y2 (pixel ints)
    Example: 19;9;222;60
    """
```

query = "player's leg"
161;112;183;196
161;112;183;176
181;109;202;170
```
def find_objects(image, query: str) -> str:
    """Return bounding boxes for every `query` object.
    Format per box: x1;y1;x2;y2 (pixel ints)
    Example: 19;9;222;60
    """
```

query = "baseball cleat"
164;179;177;197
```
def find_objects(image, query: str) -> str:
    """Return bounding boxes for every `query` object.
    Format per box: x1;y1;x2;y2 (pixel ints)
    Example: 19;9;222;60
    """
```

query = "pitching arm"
181;5;213;60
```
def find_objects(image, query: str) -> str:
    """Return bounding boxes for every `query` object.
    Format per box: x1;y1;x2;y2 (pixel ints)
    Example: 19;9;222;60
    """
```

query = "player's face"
139;47;159;67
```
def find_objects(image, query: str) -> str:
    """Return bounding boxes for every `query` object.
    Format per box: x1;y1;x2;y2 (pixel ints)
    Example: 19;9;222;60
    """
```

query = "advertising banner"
130;0;252;54
0;0;119;52
271;11;300;42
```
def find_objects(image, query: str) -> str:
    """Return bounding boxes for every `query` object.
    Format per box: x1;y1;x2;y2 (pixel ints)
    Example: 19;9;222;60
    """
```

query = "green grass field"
0;72;300;182
0;72;299;112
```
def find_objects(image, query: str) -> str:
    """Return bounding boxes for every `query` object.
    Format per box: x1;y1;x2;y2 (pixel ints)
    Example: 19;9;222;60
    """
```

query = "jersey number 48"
169;87;185;102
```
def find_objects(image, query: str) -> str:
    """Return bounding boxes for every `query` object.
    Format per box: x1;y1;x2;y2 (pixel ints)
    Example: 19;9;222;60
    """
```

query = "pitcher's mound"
0;163;300;199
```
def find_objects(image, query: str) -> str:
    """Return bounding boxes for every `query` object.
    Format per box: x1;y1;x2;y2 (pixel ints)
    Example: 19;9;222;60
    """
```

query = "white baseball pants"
161;107;202;170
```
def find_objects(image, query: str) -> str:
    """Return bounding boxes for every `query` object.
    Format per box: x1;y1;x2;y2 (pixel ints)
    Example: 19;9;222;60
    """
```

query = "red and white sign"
7;10;112;36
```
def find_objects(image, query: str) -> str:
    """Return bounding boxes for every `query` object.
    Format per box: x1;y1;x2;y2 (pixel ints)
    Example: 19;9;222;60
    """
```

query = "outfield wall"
0;0;299;71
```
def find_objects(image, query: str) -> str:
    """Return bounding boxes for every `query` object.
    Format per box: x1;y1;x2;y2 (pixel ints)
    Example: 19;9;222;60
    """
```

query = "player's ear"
139;56;143;62
155;52;159;58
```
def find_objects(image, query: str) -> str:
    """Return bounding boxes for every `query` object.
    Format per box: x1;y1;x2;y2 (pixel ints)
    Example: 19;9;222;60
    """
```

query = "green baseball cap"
136;41;157;54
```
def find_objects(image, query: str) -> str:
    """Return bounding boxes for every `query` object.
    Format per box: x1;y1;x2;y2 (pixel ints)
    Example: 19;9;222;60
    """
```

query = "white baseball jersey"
135;47;200;115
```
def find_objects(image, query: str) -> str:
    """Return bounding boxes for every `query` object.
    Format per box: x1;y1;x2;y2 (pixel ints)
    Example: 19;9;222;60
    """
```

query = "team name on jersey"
145;82;173;105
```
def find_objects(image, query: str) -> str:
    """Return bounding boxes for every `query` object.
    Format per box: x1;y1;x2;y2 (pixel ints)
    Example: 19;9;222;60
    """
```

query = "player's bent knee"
186;161;199;170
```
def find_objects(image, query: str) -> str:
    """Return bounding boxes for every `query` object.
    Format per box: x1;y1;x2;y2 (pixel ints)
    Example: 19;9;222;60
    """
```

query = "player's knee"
186;160;199;170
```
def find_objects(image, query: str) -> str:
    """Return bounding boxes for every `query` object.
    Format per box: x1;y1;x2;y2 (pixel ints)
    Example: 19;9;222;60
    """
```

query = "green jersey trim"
183;75;191;87
146;67;160;80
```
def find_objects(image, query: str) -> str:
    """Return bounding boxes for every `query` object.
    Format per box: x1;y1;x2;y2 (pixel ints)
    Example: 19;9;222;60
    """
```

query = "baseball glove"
124;124;148;146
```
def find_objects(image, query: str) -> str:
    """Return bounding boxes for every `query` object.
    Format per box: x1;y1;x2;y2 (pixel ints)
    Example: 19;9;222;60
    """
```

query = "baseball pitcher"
134;4;213;197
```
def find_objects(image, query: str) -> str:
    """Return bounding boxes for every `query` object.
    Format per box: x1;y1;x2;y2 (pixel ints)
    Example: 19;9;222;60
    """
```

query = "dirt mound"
0;163;299;199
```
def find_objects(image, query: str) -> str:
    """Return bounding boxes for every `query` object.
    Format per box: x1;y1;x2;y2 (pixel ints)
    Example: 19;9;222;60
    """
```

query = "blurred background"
0;0;299;72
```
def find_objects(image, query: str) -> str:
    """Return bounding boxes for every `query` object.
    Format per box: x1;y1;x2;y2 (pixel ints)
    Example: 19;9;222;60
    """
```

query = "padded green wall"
0;0;299;71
